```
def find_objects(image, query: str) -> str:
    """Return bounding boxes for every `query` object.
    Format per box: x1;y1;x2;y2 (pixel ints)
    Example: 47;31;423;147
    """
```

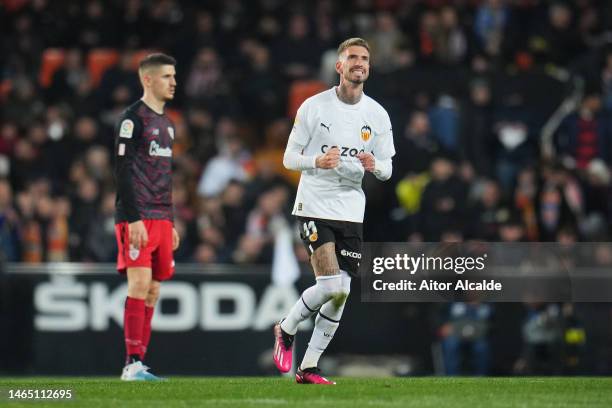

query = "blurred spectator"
46;195;69;262
429;94;460;153
529;3;586;66
537;185;574;242
194;197;226;262
494;119;533;190
273;14;322;80
437;6;468;65
2;78;45;127
84;192;116;262
418;157;468;241
394;111;440;178
17;189;42;263
47;48;89;103
439;301;492;376
460;80;495;177
474;0;509;58
239;42;286;123
467;180;505;240
197;129;250;197
582;159;611;222
233;185;289;264
78;0;116;47
0;179;21;261
367;12;408;72
220;180;248;249
69;177;100;260
601;51;612;112
514;303;563;375
498;211;526;242
0;122;19;161
184;47;230;112
97;51;140;110
555;93;610;169
513;167;539;240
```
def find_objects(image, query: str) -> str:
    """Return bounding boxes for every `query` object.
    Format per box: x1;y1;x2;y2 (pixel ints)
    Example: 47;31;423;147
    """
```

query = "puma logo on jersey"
321;144;365;157
320;122;331;132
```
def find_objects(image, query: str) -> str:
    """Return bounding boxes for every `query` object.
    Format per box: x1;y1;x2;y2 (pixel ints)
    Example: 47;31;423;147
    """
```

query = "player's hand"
316;147;340;169
128;220;148;249
172;227;180;251
357;152;375;172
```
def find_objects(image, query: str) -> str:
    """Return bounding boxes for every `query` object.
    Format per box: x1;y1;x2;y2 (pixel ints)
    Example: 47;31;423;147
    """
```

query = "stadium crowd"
2;0;612;265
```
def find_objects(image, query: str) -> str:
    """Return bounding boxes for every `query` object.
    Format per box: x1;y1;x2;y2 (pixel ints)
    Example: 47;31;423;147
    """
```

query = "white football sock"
301;271;351;369
281;274;342;336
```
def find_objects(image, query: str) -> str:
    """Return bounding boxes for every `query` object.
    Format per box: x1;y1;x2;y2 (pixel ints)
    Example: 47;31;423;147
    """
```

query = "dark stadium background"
1;0;612;376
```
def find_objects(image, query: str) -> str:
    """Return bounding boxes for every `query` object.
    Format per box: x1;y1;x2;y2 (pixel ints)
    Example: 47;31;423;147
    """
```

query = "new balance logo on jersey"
321;145;365;157
320;122;331;132
340;249;361;259
149;141;172;157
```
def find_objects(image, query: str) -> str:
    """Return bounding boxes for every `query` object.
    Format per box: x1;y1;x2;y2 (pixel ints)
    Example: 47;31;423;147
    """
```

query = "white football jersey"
290;87;395;223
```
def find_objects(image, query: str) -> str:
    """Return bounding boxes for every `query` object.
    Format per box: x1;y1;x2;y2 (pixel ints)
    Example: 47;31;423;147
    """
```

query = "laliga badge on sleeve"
119;119;134;138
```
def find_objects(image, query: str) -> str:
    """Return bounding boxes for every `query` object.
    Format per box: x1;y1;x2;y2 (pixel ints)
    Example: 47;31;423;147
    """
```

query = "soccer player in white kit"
273;38;395;384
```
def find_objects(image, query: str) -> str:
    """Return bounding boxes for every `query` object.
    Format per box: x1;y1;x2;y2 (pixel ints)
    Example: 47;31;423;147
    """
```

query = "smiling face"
336;45;370;85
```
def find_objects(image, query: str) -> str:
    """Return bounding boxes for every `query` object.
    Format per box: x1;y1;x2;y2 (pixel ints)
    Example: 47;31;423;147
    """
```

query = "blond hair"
337;38;370;56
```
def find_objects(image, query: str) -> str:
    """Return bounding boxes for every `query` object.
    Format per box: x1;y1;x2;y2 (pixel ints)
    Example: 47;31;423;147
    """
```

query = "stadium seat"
0;80;12;103
39;48;66;88
287;80;327;118
87;48;120;86
3;0;28;12
166;108;184;125
131;49;156;70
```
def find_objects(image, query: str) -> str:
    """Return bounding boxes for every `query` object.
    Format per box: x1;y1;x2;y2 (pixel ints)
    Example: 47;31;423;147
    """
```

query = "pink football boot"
295;367;336;385
273;322;294;373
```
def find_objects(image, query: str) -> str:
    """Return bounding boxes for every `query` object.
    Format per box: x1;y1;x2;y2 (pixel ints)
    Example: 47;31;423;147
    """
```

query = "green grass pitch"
1;377;612;407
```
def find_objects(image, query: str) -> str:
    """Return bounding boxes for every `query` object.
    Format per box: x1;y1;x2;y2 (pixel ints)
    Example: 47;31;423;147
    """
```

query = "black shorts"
297;216;363;276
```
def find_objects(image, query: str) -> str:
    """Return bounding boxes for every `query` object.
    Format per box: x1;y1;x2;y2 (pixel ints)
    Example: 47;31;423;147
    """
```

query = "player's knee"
316;274;344;301
146;283;160;306
330;286;350;310
128;277;151;298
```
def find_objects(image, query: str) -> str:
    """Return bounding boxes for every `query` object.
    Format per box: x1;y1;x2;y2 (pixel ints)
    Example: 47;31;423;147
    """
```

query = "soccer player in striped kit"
114;53;179;381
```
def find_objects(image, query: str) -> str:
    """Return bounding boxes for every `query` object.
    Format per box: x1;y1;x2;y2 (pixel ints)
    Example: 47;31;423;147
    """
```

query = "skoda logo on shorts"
340;249;361;259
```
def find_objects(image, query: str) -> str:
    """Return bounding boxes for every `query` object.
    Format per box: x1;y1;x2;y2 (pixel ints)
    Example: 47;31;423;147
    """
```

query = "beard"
348;77;366;84
346;69;368;84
